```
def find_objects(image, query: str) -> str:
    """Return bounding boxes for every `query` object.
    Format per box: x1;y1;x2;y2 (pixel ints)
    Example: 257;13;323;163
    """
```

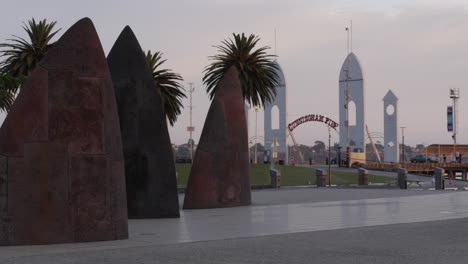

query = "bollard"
434;167;445;190
316;169;327;187
397;168;407;189
269;169;281;188
358;168;368;185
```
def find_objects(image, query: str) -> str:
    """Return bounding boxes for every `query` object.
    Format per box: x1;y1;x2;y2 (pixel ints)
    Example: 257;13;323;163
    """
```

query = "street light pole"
344;23;352;154
400;127;406;164
450;88;460;162
328;126;332;186
425;146;428;163
188;83;195;163
254;105;259;164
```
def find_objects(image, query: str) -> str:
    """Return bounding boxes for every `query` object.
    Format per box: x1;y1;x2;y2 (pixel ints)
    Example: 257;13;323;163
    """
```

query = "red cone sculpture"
0;18;128;245
183;67;251;209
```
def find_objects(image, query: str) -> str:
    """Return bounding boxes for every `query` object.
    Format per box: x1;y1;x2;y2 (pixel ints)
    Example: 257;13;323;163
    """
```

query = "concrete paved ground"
2;188;468;263
11;218;468;264
251;187;439;206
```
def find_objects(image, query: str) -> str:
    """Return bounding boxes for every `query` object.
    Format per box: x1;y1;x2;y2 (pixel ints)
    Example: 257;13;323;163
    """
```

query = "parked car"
331;157;347;166
410;155;438;163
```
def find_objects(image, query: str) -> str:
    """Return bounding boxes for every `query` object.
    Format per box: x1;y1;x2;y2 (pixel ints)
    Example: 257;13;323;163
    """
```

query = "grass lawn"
175;163;393;187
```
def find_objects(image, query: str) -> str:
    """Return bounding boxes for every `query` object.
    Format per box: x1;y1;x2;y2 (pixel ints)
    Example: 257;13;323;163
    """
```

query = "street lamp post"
254;105;259;164
328;126;332;186
249;136;264;164
425;145;428;163
188;83;195;163
400;127;406;164
450;88;460;162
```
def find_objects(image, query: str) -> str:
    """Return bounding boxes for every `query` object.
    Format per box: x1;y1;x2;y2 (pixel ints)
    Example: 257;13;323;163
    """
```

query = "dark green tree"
0;18;60;77
312;141;326;153
0;74;26;112
249;143;265;153
146;50;185;126
415;144;426;152
203;33;280;107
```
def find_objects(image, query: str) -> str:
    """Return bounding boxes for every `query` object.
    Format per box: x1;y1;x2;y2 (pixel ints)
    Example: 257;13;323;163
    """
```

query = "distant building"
425;144;468;156
173;143;197;163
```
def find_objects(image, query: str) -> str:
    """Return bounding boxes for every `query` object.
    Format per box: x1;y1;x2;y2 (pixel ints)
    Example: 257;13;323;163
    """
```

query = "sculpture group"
0;15;408;247
0;17;251;246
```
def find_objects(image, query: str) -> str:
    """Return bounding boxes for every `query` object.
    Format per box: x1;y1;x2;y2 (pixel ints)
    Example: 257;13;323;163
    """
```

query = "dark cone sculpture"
107;26;180;218
0;18;128;245
183;67;251;209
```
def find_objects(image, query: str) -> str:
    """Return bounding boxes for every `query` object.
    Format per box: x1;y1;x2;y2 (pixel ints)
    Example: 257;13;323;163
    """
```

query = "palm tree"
146;50;185;126
203;33;280;108
0;74;26;112
0;18;60;77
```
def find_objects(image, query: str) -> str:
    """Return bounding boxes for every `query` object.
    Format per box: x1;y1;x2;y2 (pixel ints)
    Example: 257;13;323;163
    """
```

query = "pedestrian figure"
443;154;447;163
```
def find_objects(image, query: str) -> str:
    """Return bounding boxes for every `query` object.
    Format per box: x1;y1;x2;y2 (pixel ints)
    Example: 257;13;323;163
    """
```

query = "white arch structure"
339;52;366;155
264;61;288;162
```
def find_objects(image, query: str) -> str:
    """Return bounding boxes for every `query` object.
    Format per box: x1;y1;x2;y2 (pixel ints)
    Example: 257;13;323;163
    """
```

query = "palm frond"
202;33;280;108
0;18;61;77
0;74;26;112
146;50;186;126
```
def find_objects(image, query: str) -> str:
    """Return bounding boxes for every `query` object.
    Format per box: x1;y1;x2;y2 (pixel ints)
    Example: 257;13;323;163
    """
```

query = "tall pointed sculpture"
107;26;179;218
183;67;251;209
339;52;366;155
0;18;128;245
383;90;399;163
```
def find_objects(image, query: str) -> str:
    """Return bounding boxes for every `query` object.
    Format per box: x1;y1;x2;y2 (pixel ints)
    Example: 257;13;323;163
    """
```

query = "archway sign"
288;114;339;132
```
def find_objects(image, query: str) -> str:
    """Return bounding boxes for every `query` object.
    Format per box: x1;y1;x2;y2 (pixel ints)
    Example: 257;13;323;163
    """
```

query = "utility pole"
272;136;277;168
328;126;332;186
350;20;353;53
254;105;259;164
188;83;195;163
344;21;353;151
274;28;277;56
450;88;460;161
400;127;406;164
346;26;350;55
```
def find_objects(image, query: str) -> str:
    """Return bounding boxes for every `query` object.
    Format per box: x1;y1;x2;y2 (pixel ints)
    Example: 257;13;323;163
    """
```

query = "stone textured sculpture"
183;67;251;209
0;18;128;245
107;26;180;218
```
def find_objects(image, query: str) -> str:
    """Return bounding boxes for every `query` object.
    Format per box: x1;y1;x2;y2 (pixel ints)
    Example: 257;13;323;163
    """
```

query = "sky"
1;0;468;147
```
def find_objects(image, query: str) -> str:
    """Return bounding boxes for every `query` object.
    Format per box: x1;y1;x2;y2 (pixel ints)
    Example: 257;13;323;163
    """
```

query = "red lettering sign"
288;114;339;132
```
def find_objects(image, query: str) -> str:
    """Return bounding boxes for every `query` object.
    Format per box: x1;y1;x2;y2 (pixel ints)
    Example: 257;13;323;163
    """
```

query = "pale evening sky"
1;0;467;147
